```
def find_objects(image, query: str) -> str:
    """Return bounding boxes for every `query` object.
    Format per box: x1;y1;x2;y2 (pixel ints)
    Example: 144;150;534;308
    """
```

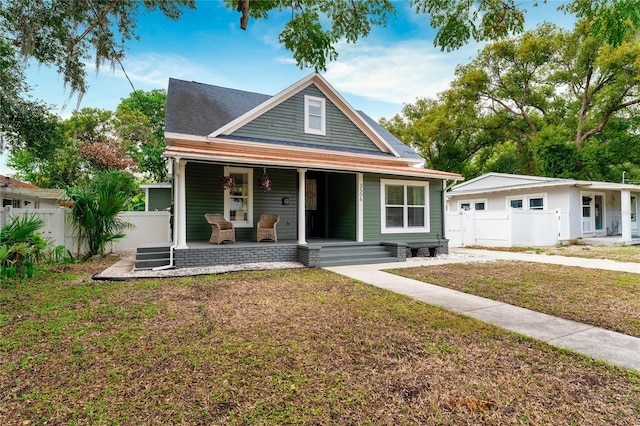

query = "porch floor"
182;239;353;249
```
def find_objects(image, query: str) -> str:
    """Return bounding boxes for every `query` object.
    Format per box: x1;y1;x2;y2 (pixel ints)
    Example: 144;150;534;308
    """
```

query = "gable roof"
207;74;403;156
164;74;461;181
448;172;640;196
165;74;421;162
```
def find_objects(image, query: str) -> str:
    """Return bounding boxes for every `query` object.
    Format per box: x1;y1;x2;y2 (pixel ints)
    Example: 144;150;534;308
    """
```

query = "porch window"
632;196;637;222
304;95;326;135
223;167;253;228
380;179;429;234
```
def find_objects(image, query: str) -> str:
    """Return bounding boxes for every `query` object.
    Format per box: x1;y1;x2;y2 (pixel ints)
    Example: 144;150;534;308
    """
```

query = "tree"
66;170;135;258
227;0;640;71
384;19;640;181
0;0;194;102
8;107;137;188
115;90;168;182
2;0;639;159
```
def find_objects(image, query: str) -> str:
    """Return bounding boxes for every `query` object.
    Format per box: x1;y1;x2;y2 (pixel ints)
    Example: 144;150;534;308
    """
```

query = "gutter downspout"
153;156;179;271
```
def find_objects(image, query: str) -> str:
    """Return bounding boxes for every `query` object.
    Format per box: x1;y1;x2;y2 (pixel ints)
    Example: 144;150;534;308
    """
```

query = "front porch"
135;239;449;270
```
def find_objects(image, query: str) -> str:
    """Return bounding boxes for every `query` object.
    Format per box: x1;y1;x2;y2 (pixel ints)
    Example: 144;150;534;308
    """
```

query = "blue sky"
12;0;573;175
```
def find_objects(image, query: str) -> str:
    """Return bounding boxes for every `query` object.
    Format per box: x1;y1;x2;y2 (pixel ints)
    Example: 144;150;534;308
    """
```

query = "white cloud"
325;39;481;106
88;53;228;89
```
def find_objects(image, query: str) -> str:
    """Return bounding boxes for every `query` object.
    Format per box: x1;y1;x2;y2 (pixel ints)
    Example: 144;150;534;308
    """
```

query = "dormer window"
304;95;326;135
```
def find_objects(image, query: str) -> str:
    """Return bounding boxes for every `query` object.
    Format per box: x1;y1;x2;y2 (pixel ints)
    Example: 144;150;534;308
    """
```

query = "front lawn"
465;244;640;263
389;261;640;338
1;260;639;424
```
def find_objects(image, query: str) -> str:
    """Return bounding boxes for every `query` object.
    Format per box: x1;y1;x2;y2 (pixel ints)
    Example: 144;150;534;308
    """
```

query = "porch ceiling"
164;139;462;180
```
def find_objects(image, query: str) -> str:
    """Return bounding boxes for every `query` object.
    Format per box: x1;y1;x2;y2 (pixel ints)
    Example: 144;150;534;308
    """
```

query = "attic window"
304;95;326;135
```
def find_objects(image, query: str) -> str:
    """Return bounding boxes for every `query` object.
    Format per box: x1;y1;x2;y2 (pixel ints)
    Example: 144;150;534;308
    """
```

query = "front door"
305;177;322;238
632;195;638;235
582;193;605;236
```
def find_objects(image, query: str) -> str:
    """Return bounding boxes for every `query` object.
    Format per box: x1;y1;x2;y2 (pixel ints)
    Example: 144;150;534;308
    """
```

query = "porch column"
357;173;364;242
176;158;188;249
621;189;632;243
298;168;307;245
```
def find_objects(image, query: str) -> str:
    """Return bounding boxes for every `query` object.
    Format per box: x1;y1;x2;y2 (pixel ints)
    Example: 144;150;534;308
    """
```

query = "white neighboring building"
0;175;64;209
446;173;640;247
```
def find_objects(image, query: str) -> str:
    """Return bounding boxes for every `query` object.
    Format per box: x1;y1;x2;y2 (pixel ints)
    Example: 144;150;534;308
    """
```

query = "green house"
161;74;461;268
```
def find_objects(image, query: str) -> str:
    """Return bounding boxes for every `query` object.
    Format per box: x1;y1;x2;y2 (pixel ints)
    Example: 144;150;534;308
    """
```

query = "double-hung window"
380;179;429;233
223;167;253;228
304;95;326;135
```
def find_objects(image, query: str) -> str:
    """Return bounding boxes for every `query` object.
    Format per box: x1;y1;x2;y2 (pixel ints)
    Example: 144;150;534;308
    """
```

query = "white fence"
446;209;569;248
0;206;171;254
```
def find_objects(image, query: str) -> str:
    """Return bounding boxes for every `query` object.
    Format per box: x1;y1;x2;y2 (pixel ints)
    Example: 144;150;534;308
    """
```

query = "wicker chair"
257;214;280;243
205;214;235;244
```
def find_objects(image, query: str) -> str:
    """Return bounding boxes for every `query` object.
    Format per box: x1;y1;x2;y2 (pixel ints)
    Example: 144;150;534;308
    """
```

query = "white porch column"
297;168;307;245
175;158;188;249
621;189;632;243
357;173;364;242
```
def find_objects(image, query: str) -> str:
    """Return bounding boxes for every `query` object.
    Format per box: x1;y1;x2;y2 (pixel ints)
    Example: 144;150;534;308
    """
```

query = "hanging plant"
257;167;273;191
219;175;236;190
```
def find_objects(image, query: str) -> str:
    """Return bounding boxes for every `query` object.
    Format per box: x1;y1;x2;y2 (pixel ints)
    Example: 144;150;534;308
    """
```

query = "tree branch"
67;0;119;53
237;0;250;30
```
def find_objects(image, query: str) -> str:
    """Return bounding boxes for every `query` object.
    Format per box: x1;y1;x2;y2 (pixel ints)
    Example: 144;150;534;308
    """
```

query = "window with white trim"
529;197;544;210
380;179;429;233
223;167;253;228
509;198;523;209
458;199;487;211
506;194;547;210
304;95;326;135
2;198;19;208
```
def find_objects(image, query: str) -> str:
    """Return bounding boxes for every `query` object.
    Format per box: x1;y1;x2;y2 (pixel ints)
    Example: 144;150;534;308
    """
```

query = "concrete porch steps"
316;244;398;267
135;243;172;270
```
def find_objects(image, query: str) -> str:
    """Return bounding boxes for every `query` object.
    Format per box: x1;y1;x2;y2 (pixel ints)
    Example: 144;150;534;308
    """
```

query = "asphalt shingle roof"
165;78;421;161
165;78;269;136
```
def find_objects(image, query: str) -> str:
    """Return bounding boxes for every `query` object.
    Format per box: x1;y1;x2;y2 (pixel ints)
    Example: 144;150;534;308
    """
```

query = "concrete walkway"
326;249;640;372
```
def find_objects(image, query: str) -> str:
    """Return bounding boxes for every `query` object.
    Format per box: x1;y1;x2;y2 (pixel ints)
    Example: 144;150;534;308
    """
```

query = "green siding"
252;168;298;241
186;162;224;241
185;162;298;242
327;173;356;239
185;165;445;244
231;85;381;153
362;174;444;242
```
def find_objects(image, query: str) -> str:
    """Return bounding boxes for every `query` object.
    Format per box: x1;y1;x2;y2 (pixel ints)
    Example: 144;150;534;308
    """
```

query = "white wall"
446;209;563;247
109;212;171;252
0;207;171;254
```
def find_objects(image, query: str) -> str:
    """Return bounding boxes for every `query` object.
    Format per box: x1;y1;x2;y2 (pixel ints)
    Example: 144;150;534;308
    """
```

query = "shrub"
0;214;50;282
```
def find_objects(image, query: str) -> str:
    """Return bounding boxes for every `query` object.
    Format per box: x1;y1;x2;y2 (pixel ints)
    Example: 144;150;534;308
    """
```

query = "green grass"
1;260;639;424
389;260;640;338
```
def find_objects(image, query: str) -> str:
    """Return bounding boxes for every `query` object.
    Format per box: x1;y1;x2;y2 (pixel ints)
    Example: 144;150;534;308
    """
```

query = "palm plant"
66;170;134;258
0;213;49;280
